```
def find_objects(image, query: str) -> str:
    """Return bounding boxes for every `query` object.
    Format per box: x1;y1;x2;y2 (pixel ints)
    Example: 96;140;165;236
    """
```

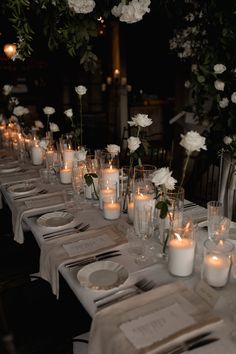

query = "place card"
120;303;195;349
195;280;220;308
63;233;116;257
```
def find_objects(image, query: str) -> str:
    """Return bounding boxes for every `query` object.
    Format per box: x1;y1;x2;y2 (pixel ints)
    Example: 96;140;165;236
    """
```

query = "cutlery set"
13;189;48;200
94;278;155;309
42;223;90;240
65;249;121;269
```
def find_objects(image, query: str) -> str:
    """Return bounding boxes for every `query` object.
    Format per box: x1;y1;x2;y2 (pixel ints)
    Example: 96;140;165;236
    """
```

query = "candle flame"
65;162;68;170
174;232;182;241
212;256;219;261
219;240;224;246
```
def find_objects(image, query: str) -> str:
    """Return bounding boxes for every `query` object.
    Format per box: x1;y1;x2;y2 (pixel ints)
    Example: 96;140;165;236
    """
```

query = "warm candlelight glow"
3;43;17;59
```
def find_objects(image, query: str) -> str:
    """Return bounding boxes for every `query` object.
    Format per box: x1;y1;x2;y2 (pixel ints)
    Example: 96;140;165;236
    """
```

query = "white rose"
35;120;44;129
43;106;55;115
213;64;226;74
219;97;229;108
191;64;198;73
13;106;25;116
223;136;232;145
9;97;19;106
3;84;13;96
106;144;120;157
64;108;73;118
116;0;151;24
23;107;30;114
128;113;152;127
127;136;141;153
214;80;225;91
75;85;87;96
151;167;177;190
231;92;236;103
180;130;207;153
39;139;49;150
75;149;87;161
68;0;95;14
49;122;60;132
184;80;191;88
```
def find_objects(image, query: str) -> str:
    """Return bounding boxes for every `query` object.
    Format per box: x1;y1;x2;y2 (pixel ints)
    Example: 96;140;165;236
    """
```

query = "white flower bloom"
23;107;30;114
64;108;73;118
223;136;232;145
127;136;141;153
13;106;26;116
180;130;207;153
35;120;44;129
43;106;55;115
213;64;226;74
75;148;87;161
231;92;236;103
9;97;19;106
106;144;120;157
39;139;49;150
184;80;191;88
151;167;177;190
2;84;13;96
67;0;95;14
75;85;87;96
49;122;60;132
219;97;229;108
112;0;151;24
128;113;152;127
214;80;225;91
191;64;198;73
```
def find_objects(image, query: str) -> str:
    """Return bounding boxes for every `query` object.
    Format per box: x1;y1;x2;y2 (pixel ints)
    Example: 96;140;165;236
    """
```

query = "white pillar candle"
99;186;116;209
63;149;75;168
101;166;119;197
31;146;43;165
60;166;72;184
204;254;231;287
134;193;155;233
168;238;195;277
103;200;121;220
128;201;134;223
85;176;99;199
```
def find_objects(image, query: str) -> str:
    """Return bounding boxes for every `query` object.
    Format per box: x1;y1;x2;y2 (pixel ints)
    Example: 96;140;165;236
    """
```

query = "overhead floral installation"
1;0;151;72
163;0;236;152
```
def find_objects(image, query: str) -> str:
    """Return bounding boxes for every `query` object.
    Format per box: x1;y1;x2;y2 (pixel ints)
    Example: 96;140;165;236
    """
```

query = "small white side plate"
77;261;129;290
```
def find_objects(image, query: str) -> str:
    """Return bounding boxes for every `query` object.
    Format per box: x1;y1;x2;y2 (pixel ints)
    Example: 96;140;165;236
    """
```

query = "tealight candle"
168;238;195;277
103;200;121;220
63;148;75;168
60;165;72;184
31;146;43;165
101;165;119;197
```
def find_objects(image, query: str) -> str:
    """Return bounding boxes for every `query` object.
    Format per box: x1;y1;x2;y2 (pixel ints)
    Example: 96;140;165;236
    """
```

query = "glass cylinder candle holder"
133;185;155;236
31;140;43;165
203;239;234;288
168;219;196;277
99;179;117;210
60;163;72;184
100;163;120;198
103;198;121;220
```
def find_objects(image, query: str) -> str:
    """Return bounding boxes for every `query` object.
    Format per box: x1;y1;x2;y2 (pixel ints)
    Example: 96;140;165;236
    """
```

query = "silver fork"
43;223;89;240
94;278;155;309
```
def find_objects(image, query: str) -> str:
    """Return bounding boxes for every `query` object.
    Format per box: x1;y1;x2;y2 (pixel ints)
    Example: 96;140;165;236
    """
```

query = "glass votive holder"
202;239;234;288
168;219;196;277
39;168;50;184
103;198;121;220
60;164;72;184
99;179;117;209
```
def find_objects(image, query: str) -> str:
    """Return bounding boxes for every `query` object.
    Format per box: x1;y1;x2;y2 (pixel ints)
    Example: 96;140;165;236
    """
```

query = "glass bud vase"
157;186;185;257
120;165;134;214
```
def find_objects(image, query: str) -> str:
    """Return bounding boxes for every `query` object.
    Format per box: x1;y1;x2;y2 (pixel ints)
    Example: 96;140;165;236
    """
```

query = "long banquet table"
0;151;236;354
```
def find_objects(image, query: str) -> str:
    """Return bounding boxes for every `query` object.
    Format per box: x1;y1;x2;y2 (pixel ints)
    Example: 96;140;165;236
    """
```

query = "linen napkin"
12;192;65;244
39;224;128;298
88;282;222;354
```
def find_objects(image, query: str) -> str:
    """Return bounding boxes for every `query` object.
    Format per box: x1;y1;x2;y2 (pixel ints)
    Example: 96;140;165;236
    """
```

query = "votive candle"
168;238;195;277
103;200;121;220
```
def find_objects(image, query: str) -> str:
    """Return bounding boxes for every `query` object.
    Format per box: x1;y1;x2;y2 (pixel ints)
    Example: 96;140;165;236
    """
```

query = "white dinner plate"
0;166;22;173
77;261;129;290
7;183;38;196
36;211;74;229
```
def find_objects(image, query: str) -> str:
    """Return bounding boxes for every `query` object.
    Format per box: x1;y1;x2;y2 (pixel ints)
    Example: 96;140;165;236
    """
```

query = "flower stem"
79;95;83;147
179;152;190;189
